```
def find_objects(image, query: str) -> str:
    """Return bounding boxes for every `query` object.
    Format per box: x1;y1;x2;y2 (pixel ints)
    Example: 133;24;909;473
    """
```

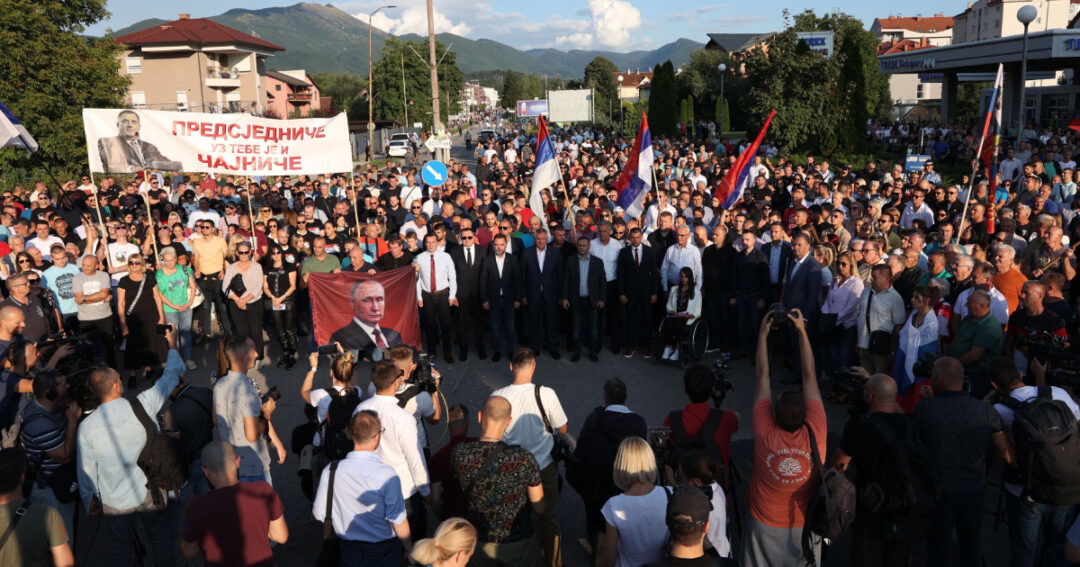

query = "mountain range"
108;3;703;78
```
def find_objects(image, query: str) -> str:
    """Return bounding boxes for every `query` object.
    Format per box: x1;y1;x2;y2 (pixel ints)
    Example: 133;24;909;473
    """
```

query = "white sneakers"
661;347;680;361
185;360;198;371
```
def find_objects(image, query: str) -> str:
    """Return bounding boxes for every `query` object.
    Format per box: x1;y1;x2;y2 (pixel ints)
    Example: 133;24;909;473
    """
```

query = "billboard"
797;31;834;57
547;89;594;123
516;99;549;117
82;108;352;175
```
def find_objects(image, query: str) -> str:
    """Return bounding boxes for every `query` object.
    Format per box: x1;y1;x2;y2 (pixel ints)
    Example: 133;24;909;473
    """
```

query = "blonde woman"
410;518;477;567
117;253;166;386
600;437;671;567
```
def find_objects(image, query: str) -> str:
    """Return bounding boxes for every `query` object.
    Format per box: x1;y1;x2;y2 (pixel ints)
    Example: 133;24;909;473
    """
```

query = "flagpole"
244;182;257;251
89;173;111;271
955;66;1003;244
141;169;160;261
351;172;362;240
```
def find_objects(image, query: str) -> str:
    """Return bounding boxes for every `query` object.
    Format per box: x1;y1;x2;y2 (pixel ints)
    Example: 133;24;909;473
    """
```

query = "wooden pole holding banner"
88;172;111;271
243;182;257;250
351;173;362;240
142;169;159;261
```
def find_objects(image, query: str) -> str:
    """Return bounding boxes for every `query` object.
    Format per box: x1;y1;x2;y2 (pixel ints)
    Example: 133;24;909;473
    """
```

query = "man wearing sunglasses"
1;272;54;343
192;222;231;344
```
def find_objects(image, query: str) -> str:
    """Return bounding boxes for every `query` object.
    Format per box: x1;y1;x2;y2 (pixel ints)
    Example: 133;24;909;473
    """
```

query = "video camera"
34;331;100;412
712;354;734;405
1018;332;1080;391
767;303;796;331
405;353;439;394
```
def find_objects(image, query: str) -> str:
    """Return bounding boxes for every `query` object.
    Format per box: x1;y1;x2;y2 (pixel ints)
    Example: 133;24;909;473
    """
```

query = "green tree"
0;0;128;183
648;61;678;137
584;57;618;124
715;97;730;134
502;70;524;108
311;72;366;117
371;38;464;129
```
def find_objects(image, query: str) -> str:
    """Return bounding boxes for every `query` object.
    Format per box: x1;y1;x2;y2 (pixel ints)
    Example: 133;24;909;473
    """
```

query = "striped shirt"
20;401;66;479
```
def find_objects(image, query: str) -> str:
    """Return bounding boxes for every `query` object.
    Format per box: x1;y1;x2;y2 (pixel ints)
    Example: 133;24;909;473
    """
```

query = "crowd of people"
1;116;1080;567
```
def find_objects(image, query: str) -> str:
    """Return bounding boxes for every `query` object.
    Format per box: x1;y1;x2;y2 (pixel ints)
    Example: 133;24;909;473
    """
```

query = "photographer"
662;365;739;475
19;340;81;539
366;346;442;451
1004;281;1067;375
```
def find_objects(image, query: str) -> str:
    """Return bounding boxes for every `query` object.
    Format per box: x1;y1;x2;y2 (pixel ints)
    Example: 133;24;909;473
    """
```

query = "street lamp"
717;63;727;101
368;4;396;137
1016;4;1037;146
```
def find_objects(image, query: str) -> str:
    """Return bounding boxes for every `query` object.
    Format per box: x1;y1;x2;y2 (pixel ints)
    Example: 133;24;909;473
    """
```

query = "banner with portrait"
82;108;352;175
308;266;421;355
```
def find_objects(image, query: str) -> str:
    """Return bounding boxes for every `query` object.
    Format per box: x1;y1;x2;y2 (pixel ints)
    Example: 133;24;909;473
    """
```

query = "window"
176;91;188;110
131;91;147;109
125;57;142;74
916;83;925;99
275;84;281;91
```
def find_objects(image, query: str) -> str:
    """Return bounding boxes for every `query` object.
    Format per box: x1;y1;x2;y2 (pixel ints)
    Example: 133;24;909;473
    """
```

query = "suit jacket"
782;254;822;317
616;245;659;300
764;241;794;286
487;236;525;257
449;245;485;300
522;245;563;303
562;255;606;304
479;253;522;307
97;136;180;173
329;321;403;357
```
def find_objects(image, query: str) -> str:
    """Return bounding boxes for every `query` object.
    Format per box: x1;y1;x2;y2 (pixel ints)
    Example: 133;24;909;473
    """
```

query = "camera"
405;353;438;394
712;355;734;405
261;386;282;404
316;343;339;356
767;303;794;330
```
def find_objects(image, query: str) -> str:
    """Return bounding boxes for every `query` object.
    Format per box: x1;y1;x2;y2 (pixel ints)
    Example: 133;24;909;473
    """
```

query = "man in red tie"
414;232;458;363
330;279;404;358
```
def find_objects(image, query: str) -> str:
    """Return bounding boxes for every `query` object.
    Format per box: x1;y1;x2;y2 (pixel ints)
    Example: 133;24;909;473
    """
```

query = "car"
477;129;497;144
385;133;411;157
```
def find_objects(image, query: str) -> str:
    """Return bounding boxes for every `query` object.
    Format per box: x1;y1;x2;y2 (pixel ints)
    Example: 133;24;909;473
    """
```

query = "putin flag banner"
82;108;352;175
308;266;422;356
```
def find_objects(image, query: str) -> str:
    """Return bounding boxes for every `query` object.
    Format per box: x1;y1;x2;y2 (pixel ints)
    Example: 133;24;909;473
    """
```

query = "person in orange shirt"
992;245;1027;315
740;308;826;566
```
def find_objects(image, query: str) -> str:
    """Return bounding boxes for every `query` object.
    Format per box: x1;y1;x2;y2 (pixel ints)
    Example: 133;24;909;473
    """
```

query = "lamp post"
1016;4;1037;147
717;63;727;101
368;5;396;140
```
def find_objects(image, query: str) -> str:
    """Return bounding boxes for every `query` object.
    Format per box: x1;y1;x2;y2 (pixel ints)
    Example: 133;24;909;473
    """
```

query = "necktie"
430;254;437;291
373;328;388;349
634;247;640;266
466;247;472;267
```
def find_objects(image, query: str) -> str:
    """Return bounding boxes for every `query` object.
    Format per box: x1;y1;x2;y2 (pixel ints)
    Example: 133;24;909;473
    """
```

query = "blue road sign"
421;160;448;187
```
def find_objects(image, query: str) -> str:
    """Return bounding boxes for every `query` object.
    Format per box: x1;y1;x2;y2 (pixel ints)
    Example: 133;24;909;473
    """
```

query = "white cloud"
363;7;471;36
588;0;642;49
555;33;594;49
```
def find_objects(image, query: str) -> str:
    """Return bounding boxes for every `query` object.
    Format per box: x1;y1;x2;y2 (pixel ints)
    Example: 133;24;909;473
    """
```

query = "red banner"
308;266;421;354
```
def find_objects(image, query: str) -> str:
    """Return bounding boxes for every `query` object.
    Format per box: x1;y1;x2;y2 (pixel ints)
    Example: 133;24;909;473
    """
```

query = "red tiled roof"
874;16;954;33
616;72;653;87
877;37;936;55
114;17;284;52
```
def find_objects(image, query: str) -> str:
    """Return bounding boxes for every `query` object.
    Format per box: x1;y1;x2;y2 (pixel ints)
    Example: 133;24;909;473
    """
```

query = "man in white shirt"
591;222;623;354
644;192;678;234
106;225;140;285
490;349;568;567
415;233;458;363
186;198;221;229
661;226;703;292
900;189;935;229
26;219;62;253
354;360;431;539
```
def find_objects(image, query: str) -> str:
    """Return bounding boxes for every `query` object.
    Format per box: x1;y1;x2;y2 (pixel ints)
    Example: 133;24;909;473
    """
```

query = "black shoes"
550;350;561;360
570;352;581;362
284;355;297;370
589;353;599;362
459;350;468;362
492;352;502;362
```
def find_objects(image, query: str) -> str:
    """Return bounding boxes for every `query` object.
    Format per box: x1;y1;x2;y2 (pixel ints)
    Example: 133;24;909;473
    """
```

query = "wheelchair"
650;316;709;368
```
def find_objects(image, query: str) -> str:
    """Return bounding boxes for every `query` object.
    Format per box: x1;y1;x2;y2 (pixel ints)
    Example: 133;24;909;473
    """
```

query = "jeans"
928;491;984;567
1006;492;1071;567
80;315;117;368
539;463;563;567
101;506;175;566
340;538;404;567
196;275;230;337
30;483;74;546
228;299;265;359
825;325;857;376
163;309;193;361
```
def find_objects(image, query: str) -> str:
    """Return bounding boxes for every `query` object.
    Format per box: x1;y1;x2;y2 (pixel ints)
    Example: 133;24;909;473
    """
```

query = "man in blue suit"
781;231;821;379
522;228;563;359
765;222;793;304
562;237;607;362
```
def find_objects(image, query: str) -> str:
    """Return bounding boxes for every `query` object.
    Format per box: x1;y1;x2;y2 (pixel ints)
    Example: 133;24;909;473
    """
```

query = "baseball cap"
666;485;710;524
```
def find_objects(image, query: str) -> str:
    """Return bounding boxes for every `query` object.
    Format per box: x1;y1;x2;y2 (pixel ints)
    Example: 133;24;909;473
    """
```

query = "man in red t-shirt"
663;366;740;468
740;308;826;566
181;441;289;566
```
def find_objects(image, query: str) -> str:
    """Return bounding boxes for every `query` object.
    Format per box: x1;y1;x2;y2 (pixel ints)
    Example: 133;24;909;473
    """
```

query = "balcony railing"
207;68;238;79
287;92;313;102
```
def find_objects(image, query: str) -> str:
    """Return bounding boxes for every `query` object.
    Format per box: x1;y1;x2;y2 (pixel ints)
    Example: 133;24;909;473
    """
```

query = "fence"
349;126;424;161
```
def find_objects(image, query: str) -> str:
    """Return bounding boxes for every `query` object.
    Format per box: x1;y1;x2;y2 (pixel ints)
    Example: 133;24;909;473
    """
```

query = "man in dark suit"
522;228;563;359
616;227;659;357
97;110;181;173
781;231;822;378
330;279;403;358
764;222;794;304
479;233;522;362
449;226;487;360
562;236;607;362
489;218;525;257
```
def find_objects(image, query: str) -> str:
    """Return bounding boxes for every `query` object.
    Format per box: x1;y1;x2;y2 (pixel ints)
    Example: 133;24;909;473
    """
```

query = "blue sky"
87;0;958;50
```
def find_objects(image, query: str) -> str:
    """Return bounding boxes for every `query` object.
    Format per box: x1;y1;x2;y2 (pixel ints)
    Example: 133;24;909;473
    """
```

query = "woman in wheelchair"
660;267;702;361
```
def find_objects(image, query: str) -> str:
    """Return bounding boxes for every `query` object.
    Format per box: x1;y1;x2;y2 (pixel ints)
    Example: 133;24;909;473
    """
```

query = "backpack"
802;423;856;566
862;414;937;545
321;387;361;461
129;398;187;509
1000;386;1080;505
667;408;726;470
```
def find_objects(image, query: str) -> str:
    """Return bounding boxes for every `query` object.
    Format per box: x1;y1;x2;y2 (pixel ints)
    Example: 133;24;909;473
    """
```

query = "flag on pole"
529;115;559;228
612;113;654;219
978;64;1004;232
0;102;39;152
715;109;776;209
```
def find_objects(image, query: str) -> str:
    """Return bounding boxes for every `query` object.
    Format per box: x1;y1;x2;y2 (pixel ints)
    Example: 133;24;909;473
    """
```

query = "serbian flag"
0;102;38;152
978;65;1003;232
612;113;654;218
529;115;559;228
716;109;776;209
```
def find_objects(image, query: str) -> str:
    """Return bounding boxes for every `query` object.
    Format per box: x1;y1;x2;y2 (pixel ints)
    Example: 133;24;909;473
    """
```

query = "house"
872;15;955;115
264;70;324;118
872;14;954;46
113;13;284;114
615;70;653;102
704;33;775;55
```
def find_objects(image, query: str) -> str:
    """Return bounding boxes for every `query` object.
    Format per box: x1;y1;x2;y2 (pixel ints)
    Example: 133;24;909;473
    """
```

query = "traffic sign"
424;136;452;151
421;160;448;186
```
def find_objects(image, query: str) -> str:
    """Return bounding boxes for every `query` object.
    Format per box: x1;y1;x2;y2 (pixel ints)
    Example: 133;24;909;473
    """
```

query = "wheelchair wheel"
687;319;709;361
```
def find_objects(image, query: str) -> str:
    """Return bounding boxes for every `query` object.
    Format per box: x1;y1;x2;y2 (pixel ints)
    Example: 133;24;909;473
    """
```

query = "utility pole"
368;5;396;155
425;0;446;161
401;51;409;127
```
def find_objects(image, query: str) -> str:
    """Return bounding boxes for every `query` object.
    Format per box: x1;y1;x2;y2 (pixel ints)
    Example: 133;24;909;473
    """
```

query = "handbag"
316;461;341;567
534;385;577;468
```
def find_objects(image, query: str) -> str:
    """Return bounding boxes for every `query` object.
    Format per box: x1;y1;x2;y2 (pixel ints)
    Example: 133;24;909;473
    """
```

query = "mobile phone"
156;324;173;335
317;344;339;356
